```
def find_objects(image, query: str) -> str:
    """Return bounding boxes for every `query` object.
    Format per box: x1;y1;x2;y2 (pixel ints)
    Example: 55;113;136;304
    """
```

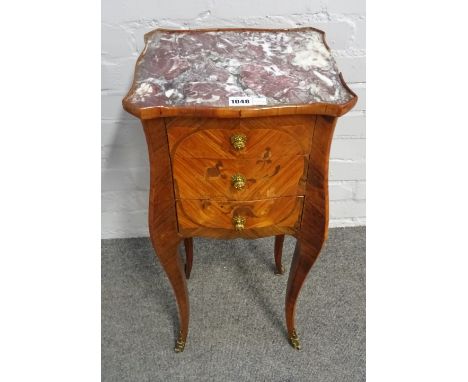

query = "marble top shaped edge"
123;27;356;118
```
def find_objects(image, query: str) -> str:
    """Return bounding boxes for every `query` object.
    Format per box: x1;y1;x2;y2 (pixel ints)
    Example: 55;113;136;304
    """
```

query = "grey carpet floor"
102;227;365;382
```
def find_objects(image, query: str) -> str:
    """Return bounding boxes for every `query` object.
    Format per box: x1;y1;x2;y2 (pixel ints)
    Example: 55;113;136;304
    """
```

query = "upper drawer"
166;116;315;159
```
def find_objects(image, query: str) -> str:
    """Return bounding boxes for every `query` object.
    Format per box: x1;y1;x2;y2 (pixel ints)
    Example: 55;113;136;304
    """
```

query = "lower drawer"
176;196;304;231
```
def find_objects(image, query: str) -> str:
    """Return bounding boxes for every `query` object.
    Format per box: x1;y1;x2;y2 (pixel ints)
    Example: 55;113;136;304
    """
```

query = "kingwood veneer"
122;27;357;353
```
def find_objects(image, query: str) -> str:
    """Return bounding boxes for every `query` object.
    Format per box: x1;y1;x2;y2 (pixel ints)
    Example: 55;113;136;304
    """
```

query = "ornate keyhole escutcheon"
230;133;247;151
231;173;246;190
232;215;246;231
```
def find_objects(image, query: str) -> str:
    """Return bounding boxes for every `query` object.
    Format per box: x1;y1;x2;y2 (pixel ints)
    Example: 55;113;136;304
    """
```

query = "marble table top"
124;28;354;109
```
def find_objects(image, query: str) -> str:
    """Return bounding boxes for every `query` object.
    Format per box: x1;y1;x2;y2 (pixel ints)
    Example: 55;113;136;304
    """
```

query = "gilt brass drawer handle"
232;215;246;231
231;173;246;190
230;134;247;151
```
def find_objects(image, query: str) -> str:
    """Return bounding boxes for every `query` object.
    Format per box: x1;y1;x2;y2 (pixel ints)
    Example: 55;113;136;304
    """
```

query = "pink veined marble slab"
125;28;354;109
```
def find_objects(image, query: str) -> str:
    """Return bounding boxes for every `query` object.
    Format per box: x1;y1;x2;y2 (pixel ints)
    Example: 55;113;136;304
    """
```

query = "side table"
122;27;357;352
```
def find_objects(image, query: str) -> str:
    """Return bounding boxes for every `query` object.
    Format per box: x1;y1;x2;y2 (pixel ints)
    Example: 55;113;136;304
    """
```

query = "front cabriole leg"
153;238;189;353
285;115;337;350
143;119;189;353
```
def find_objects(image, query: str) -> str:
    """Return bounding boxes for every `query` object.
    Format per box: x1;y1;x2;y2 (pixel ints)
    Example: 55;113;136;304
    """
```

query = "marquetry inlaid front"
167;116;315;159
172;155;308;200
168;115;316;232
176;196;304;234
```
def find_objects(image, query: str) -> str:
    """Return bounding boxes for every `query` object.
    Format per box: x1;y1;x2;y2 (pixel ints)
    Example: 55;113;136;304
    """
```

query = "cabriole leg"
143;119;190;353
184;238;193;279
274;235;285;275
150;237;190;353
285;115;338;350
285;238;324;350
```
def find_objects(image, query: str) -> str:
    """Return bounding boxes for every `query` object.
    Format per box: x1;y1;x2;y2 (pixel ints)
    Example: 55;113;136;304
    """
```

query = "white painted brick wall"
101;0;366;238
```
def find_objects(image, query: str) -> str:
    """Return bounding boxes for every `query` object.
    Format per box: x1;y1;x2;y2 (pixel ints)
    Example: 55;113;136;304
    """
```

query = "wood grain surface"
172;156;307;200
167;116;315;159
176;196;303;231
285;115;338;347
142;118;189;352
